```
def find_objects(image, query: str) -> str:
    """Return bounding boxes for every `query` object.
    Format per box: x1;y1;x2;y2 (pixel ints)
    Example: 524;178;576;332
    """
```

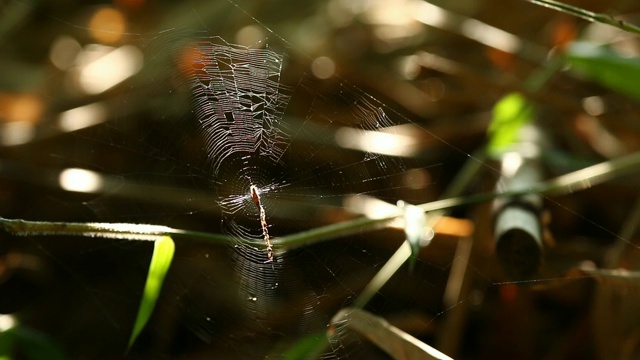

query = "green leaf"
15;327;66;360
0;326;66;360
487;92;534;157
128;236;175;349
279;332;328;360
566;41;640;101
0;327;16;359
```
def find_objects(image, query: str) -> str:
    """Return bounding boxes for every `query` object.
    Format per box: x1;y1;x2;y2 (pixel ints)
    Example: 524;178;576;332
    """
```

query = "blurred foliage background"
2;0;640;359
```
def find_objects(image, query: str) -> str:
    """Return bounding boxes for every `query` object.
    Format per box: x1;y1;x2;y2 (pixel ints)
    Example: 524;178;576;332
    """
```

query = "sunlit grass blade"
128;236;175;349
330;308;453;360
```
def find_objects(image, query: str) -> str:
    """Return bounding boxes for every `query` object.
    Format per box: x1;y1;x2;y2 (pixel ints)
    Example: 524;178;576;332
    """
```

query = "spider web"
48;24;436;357
3;1;639;359
61;25;453;357
182;35;425;355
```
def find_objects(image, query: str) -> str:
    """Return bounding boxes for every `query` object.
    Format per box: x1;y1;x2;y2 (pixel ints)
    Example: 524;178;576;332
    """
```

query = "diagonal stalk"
277;150;640;250
523;0;640;36
2;151;640;251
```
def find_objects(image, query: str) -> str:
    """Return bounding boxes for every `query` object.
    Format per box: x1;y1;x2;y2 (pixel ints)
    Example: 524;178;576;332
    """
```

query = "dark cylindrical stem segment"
492;125;545;280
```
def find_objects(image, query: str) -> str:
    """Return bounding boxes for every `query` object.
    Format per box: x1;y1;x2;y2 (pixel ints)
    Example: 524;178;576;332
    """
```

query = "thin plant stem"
352;148;487;309
278;149;640;250
524;0;640;36
2;151;640;251
0;218;233;244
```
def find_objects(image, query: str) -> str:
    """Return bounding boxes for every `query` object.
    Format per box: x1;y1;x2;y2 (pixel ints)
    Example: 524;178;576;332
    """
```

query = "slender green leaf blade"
567;41;640;101
128;236;175;348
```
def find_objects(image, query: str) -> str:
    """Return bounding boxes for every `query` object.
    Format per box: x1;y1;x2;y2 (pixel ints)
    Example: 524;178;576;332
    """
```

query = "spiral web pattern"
176;31;439;357
191;38;291;178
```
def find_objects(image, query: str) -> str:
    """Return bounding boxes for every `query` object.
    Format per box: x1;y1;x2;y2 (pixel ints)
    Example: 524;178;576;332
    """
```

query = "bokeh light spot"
311;56;336;79
88;7;127;44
